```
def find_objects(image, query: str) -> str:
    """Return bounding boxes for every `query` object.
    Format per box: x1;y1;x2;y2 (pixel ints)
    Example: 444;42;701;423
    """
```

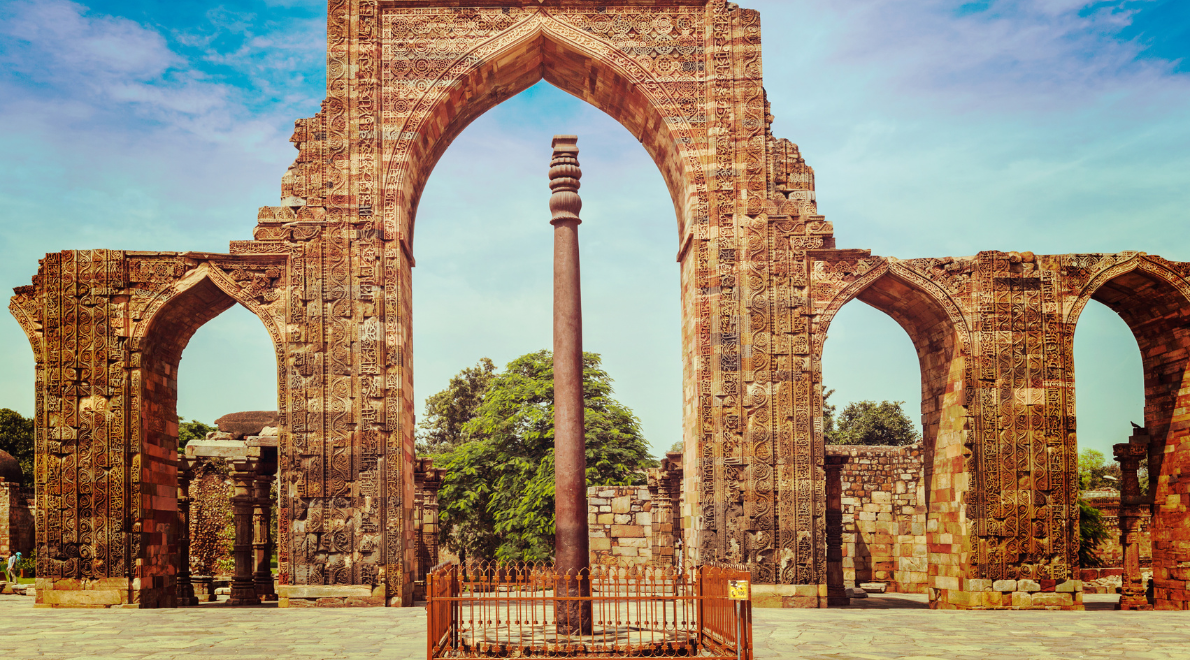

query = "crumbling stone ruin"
0;450;34;561
9;0;1190;610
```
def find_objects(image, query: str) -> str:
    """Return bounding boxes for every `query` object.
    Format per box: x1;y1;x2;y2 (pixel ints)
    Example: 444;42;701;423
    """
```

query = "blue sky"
0;0;1187;460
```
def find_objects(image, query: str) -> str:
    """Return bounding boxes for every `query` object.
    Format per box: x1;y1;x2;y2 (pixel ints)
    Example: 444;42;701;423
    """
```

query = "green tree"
417;358;496;456
822;388;837;443
827;400;919;446
435;350;656;563
0;409;34;489
1078;498;1110;568
1078;449;1123;492
178;419;215;456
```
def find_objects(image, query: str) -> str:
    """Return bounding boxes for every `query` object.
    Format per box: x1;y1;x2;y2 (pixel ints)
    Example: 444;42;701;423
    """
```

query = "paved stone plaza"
0;593;1185;659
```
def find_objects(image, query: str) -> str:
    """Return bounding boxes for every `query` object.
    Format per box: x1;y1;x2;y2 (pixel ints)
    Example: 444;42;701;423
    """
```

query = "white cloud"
800;0;1187;112
0;0;232;120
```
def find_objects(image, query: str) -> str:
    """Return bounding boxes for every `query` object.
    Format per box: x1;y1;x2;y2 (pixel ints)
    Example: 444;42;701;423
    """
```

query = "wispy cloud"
0;0;326;415
0;0;231;123
811;0;1189;112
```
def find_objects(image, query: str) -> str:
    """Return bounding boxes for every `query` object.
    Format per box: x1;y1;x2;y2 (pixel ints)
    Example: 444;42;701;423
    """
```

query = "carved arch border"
1065;253;1190;328
131;261;286;355
8;295;41;361
815;259;973;350
378;8;710;246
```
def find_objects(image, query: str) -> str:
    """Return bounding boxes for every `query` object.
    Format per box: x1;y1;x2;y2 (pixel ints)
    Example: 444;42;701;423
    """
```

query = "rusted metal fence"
426;562;752;659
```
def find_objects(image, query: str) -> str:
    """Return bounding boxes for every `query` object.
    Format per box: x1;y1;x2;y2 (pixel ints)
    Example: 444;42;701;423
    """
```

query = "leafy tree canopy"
0;409;34;489
1078;448;1128;492
1078;498;1110;568
416;358;496;456
825;398;920;446
432;350;656;563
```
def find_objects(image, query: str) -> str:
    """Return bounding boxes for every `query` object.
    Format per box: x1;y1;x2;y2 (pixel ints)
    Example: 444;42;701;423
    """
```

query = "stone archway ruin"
10;0;1190;610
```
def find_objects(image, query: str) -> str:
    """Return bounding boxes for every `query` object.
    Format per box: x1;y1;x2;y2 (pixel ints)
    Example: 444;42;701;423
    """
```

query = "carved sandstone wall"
10;0;1190;610
189;460;234;577
1082;490;1152;568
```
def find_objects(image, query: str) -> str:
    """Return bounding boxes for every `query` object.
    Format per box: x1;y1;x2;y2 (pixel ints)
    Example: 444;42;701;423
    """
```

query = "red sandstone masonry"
8;0;1190;611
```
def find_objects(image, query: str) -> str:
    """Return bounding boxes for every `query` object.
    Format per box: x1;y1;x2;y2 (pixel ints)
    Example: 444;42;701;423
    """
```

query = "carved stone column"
826;455;849;607
550;135;591;634
1114;437;1152;611
229;459;260;606
176;461;198;606
253;472;277;601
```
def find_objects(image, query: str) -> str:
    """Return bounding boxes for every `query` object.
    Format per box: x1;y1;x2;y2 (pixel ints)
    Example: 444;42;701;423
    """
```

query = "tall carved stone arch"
128;263;286;607
379;10;709;246
815;258;973;604
1064;254;1190;609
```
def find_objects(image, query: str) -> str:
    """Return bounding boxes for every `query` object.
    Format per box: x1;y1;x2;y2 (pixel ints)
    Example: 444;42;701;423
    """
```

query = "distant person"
4;552;19;582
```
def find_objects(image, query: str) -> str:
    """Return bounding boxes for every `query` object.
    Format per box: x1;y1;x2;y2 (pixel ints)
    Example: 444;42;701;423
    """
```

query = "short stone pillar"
826;455;849;606
1114;435;1152;611
176;463;198;606
192;575;215;602
229;459;260;606
253;472;277;601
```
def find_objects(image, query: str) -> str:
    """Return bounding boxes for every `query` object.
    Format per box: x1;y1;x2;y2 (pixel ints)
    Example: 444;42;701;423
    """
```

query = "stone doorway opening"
821;282;929;604
1069;262;1190;610
409;79;681;520
819;267;968;607
138;273;283;608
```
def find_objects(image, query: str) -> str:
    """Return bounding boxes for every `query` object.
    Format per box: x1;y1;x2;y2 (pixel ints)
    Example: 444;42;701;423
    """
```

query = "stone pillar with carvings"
826;455;849;607
176;461;198;606
1114;434;1152;611
253;472;277;601
229;459;259;606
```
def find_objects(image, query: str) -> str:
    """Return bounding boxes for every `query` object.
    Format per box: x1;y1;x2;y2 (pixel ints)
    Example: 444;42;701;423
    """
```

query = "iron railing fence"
426;561;752;660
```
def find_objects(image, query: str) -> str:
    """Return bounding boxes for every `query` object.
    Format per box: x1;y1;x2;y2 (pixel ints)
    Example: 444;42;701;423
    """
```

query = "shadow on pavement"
835;593;1122;610
837;593;930;609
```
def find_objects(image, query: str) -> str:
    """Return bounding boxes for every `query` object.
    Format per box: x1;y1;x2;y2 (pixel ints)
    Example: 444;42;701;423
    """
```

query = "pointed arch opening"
820;266;969;606
1070;261;1190;609
133;273;282;607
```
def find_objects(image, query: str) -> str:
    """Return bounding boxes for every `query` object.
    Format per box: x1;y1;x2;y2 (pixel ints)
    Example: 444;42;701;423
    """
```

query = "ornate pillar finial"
549;135;582;225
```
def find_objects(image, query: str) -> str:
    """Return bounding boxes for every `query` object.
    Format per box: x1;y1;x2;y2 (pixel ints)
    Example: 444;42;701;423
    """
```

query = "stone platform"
1;593;1186;659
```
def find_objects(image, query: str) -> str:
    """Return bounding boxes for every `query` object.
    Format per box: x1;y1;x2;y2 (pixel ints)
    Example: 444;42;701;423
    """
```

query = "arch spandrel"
377;8;710;251
1065;253;1190;327
132;260;287;353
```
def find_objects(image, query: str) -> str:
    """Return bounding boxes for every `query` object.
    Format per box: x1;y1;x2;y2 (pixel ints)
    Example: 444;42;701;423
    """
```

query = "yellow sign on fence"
728;579;749;601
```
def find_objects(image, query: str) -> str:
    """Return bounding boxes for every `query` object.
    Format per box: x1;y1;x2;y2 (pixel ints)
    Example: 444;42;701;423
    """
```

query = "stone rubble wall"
189;461;234;578
827;444;928;593
588;487;653;568
0;481;35;559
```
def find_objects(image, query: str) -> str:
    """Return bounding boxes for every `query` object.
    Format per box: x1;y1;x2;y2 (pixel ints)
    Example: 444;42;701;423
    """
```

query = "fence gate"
426;562;752;660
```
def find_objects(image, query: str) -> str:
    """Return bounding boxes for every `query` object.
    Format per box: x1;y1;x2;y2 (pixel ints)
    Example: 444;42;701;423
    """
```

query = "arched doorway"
819;264;970;608
1069;258;1190;610
134;269;284;607
821;296;926;599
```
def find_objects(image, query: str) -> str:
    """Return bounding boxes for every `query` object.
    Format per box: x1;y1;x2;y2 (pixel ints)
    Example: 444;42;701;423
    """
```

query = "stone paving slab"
0;593;1184;659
